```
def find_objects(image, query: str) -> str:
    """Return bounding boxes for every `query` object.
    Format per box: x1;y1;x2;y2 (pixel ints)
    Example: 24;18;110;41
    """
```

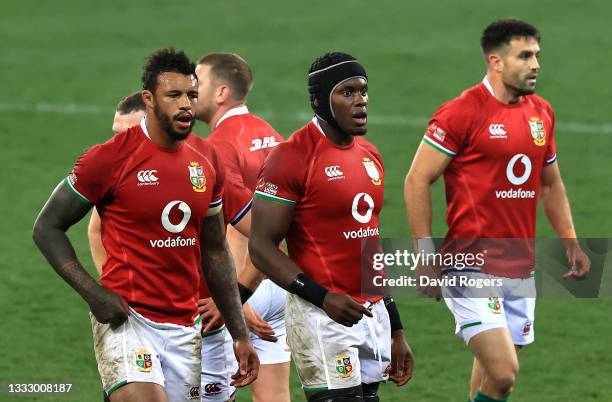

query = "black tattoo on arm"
200;211;249;341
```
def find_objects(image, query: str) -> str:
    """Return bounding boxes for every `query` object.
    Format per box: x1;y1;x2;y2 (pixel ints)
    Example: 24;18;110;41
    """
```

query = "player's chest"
304;148;384;210
111;151;215;221
469;108;551;160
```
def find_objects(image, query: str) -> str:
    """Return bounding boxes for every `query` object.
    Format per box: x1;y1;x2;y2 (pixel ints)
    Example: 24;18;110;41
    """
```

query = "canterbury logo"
137;170;158;183
325;165;344;178
489;124;507;137
203;383;221;395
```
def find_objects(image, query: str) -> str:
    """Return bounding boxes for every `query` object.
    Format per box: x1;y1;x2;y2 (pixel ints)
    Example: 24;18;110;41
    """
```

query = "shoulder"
248;114;284;139
525;94;555;118
435;83;486;117
355;137;383;166
79;126;144;165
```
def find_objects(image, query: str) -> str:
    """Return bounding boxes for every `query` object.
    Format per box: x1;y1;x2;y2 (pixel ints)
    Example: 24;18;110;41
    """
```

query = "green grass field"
1;0;611;400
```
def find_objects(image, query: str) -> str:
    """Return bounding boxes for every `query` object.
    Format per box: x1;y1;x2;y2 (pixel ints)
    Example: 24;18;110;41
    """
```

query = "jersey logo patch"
137;170;159;186
249;136;280;151
488;123;507;139
188;162;206;192
528;117;546;146
335;353;354;379
362;157;381;185
325;165;345;181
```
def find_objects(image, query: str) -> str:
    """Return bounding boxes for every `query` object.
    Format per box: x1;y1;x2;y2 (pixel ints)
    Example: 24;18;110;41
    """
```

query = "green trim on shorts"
106;380;128;396
460;321;482;330
194;315;202;325
201;325;225;338
303;386;329;392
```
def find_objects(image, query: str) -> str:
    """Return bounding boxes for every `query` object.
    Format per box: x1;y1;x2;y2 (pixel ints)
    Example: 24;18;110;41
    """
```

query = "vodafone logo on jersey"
150;200;197;248
344;193;380;239
137;170;159;186
495;154;535;199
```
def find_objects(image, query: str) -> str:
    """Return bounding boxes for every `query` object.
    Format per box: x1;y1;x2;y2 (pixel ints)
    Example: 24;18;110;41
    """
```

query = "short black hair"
116;91;145;114
197;53;253;101
142;48;195;92
480;19;540;54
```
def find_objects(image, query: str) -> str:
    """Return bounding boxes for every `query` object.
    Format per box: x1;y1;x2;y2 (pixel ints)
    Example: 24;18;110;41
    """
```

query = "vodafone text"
149;236;197;248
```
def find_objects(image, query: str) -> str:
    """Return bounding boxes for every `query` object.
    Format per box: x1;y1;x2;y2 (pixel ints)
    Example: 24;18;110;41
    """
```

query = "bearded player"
404;20;590;402
193;52;289;402
33;48;258;402
249;52;414;402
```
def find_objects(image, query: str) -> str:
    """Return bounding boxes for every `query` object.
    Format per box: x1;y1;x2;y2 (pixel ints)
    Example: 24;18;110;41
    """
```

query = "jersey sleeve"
254;143;302;206
207;146;225;216
210;138;249;191
422;99;472;157
222;179;252;225
544;108;557;165
65;145;115;205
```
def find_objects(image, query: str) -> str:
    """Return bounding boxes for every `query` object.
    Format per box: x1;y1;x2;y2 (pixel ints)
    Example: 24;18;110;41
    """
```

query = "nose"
180;94;193;110
530;56;540;71
355;91;368;106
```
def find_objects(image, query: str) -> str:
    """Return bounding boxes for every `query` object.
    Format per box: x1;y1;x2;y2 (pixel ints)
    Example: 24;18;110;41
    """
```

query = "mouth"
175;113;194;129
352;111;367;126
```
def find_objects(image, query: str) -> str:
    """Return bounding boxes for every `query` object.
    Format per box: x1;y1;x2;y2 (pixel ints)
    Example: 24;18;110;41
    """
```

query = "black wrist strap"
238;284;254;304
290;273;329;308
384;296;403;332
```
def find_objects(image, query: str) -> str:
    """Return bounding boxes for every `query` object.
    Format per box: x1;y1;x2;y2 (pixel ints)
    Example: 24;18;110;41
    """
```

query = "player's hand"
388;330;414;386
244;304;277;342
414;261;442;299
89;287;128;328
231;339;260;387
322;293;373;327
198;297;224;333
562;241;591;281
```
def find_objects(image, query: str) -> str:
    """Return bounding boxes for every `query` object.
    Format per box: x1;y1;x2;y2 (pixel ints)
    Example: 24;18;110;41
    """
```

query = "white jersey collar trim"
482;76;495;97
216;105;249;128
140;117;151;139
311;116;327;137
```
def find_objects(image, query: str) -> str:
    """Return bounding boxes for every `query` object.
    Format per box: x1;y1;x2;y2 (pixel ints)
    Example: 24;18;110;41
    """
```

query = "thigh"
200;328;237;402
161;323;202;402
91;312;165;397
251;332;291;365
285;294;363;392
468;327;518;378
110;382;167;402
250;362;291;402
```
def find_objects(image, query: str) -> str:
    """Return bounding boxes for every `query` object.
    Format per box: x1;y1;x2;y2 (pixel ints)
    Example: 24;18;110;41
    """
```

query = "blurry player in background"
33;48;258;402
249;52;414;401
404;20;590;402
89;91;146;274
193;52;290;402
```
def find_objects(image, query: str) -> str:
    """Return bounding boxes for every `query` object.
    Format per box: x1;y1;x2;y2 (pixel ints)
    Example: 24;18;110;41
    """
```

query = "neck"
486;72;521;105
210;101;245;128
145;111;182;149
317;116;353;146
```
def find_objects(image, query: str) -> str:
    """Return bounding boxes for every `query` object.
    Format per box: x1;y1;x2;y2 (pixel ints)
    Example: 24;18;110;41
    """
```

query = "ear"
487;53;504;73
142;90;155;109
216;84;231;104
313;98;319;108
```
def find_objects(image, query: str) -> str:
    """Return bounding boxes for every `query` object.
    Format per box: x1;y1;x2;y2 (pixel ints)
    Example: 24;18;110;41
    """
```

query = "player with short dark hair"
249;52;414;402
111;91;146;134
404;20;590;402
193;52;289;402
33;47;258;402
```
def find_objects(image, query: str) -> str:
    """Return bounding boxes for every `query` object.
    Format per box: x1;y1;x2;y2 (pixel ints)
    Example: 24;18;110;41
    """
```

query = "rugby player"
249;52;414;401
33;48;259;402
193;52;289;402
404;20;590;402
88;91;146;275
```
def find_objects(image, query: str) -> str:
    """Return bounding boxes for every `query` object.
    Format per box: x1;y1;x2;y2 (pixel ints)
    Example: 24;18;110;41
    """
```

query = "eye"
342;90;352;97
360;88;368;96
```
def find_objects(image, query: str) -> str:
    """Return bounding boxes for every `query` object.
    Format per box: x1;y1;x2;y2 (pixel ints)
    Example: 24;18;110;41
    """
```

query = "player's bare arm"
540;162;590;279
33;182;128;327
249;197;372;327
404;141;452;297
200;211;259;386
87;209;105;276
